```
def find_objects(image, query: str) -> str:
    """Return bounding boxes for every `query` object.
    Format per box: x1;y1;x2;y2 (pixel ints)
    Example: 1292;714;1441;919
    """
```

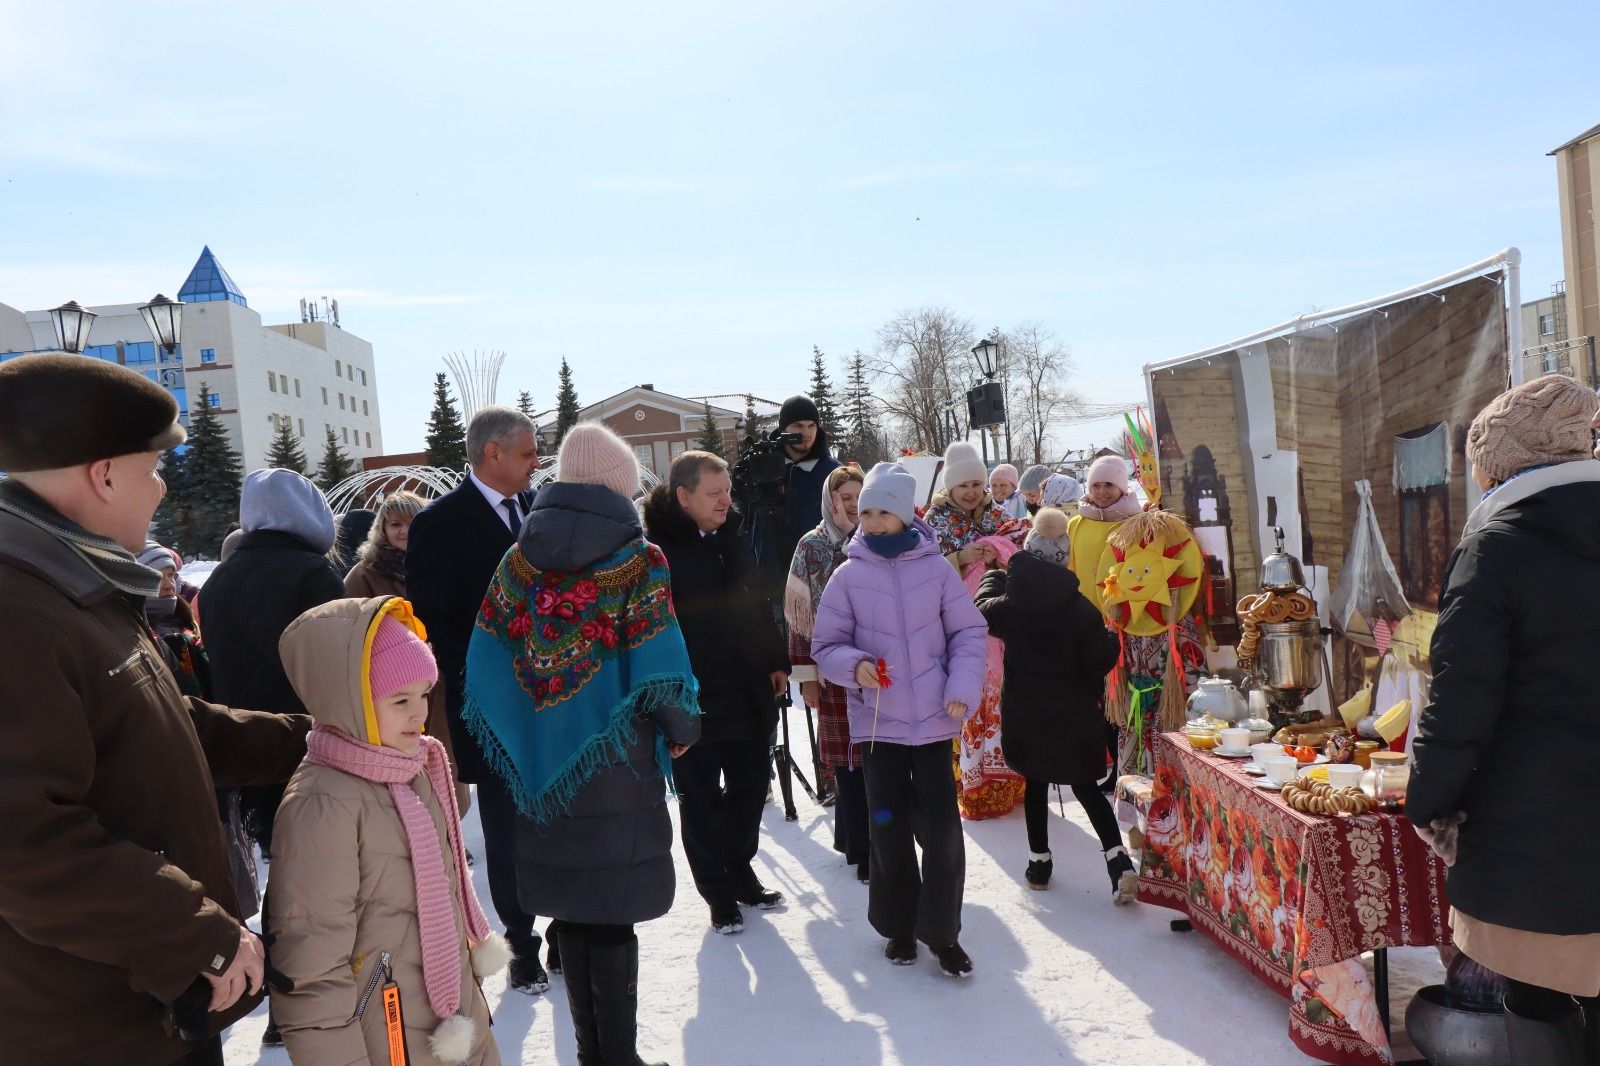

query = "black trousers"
861;740;964;947
1024;779;1123;855
1505;977;1599;1020
832;765;870;866
675;737;771;909
475;769;541;955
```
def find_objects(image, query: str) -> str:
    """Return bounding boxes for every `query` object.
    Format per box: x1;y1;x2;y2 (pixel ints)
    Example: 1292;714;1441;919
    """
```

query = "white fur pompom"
470;931;511;979
430;1013;477;1064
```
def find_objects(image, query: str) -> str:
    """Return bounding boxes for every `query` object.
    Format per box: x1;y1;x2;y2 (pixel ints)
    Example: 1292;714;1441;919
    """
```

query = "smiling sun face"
1100;537;1195;628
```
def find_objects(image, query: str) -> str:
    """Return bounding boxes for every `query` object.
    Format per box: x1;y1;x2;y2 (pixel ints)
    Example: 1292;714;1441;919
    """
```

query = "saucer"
1242;764;1267;776
1212;748;1254;759
1255;778;1293;790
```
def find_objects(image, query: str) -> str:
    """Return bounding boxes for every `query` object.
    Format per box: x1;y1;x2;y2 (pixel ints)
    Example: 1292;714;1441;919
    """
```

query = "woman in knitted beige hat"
1409;374;1600;1060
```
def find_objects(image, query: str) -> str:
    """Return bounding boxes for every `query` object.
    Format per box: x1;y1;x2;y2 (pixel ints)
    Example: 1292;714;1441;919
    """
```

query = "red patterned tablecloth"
1137;733;1451;1065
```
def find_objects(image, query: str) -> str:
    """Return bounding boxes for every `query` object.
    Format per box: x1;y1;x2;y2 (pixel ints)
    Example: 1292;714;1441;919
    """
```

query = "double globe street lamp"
48;293;184;356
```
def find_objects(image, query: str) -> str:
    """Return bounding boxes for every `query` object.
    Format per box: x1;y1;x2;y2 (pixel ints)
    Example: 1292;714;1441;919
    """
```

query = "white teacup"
1250;743;1281;769
1261;756;1299;786
1219;728;1251;754
1327;764;1366;790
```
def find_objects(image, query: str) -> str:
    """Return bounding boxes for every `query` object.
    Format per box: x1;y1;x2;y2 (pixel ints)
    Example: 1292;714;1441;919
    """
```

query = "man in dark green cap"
0;354;312;1065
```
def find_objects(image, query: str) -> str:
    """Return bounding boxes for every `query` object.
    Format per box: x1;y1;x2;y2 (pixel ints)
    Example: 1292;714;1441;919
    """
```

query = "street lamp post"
968;335;1006;468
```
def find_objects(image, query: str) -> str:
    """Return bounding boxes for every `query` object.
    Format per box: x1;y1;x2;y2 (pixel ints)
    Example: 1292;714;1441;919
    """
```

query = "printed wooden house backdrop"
1152;272;1508;698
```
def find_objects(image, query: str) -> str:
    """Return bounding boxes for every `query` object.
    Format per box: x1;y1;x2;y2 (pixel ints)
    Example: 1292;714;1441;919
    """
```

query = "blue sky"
2;1;1595;456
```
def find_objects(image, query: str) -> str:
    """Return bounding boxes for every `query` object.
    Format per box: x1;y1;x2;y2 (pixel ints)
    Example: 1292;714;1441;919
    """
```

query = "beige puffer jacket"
270;597;502;1066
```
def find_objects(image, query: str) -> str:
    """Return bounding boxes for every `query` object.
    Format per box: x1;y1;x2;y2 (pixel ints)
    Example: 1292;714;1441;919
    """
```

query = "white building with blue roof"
0;247;383;475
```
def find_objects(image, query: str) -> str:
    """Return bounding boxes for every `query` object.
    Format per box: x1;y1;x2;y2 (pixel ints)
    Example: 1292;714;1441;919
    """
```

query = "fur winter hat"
1466;374;1597;485
1087;454;1130;493
558;422;642;498
1023;506;1072;568
942;441;987;490
0;353;186;471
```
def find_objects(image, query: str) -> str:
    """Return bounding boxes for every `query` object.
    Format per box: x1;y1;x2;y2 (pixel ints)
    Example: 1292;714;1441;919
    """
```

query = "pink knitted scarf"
304;726;491;1022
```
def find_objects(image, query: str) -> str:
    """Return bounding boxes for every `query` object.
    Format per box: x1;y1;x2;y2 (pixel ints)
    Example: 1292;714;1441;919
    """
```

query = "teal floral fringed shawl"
462;537;700;823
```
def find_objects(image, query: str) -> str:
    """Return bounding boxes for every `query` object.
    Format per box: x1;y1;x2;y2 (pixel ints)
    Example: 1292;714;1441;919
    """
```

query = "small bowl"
1327;764;1366;790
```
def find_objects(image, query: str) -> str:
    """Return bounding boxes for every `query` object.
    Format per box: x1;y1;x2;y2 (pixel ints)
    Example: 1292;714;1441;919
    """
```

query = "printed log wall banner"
1147;270;1509;702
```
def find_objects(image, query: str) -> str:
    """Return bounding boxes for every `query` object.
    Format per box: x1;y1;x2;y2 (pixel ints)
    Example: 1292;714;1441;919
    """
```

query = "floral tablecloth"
1137;733;1451;1065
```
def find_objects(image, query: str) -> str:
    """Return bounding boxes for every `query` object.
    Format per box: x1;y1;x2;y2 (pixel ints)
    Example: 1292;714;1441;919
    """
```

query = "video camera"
730;428;804;509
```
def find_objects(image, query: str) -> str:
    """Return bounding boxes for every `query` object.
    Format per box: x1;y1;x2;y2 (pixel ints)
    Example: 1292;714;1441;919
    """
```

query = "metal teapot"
1259;526;1306;592
1187;675;1249;725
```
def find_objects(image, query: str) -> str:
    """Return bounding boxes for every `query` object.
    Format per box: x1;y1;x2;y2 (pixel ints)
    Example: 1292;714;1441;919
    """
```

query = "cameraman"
749;395;842;586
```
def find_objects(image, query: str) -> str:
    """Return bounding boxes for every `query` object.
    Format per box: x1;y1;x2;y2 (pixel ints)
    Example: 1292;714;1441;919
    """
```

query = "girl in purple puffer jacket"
811;462;989;978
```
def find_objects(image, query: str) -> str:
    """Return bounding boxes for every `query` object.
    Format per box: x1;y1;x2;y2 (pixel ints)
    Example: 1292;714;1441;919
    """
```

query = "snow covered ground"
224;743;1444;1066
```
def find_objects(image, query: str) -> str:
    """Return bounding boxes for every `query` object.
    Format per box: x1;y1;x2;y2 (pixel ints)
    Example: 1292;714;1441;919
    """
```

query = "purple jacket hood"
810;517;989;747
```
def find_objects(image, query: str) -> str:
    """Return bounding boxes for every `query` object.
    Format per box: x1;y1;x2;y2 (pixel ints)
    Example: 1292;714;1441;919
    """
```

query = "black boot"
591;934;667;1066
557;927;599;1065
1505;1004;1586;1065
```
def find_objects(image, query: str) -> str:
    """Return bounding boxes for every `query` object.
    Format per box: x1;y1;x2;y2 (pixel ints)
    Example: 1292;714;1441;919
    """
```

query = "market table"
1136;732;1451;1065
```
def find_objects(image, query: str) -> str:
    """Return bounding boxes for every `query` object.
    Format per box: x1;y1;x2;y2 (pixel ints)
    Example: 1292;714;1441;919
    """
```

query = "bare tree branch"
867;306;977;452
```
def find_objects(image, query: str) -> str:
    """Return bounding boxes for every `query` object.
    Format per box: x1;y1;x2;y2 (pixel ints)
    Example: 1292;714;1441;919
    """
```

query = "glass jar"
1183;720;1220;751
1370;752;1410;810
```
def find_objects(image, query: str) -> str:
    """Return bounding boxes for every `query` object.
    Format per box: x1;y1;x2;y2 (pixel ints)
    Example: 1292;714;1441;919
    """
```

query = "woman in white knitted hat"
925;442;1030;819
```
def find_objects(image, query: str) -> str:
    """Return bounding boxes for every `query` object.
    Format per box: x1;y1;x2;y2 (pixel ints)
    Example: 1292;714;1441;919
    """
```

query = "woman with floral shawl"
784;464;869;878
924;442;1030;819
462;423;700;1066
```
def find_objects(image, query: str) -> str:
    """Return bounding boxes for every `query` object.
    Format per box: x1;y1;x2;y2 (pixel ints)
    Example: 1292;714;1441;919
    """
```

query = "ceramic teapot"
1187;675;1248;725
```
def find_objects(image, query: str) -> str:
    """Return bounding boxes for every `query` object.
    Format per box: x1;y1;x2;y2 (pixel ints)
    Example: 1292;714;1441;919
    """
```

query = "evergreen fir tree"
695;403;727;458
554;358;581;446
740;394;761;456
317;427;357;493
807;346;844;445
150;446;191;556
842;351;883;466
178;384;243;559
424;372;467;470
516;390;536;419
264;418;309;475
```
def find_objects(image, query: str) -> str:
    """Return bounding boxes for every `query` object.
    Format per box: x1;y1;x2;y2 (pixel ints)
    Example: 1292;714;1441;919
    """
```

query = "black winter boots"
560;926;669;1066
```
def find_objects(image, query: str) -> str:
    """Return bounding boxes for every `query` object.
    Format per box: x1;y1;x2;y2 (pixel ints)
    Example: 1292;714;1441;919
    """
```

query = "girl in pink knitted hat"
269;596;508;1065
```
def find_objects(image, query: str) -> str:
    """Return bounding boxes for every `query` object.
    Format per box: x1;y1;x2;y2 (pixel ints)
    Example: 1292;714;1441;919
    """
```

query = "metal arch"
326;456;660;514
323;465;467;514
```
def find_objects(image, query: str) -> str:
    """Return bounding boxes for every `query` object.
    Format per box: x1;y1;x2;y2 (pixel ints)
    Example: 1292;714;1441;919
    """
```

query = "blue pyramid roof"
177;246;248;307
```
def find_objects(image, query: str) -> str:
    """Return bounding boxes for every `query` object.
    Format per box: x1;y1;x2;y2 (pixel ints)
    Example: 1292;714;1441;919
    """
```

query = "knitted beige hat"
1465;374;1597;484
557;422;642;498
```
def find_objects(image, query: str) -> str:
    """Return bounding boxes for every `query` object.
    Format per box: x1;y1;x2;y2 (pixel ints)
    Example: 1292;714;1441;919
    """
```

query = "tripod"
738;483;826;822
772;680;821;822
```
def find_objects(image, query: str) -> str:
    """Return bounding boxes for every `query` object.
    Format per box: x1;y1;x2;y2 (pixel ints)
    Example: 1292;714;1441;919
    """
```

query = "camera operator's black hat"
778;395;820;429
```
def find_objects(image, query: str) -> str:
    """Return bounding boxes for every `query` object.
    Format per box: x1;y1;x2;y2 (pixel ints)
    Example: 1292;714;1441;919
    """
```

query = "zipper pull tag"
377;951;407;1066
